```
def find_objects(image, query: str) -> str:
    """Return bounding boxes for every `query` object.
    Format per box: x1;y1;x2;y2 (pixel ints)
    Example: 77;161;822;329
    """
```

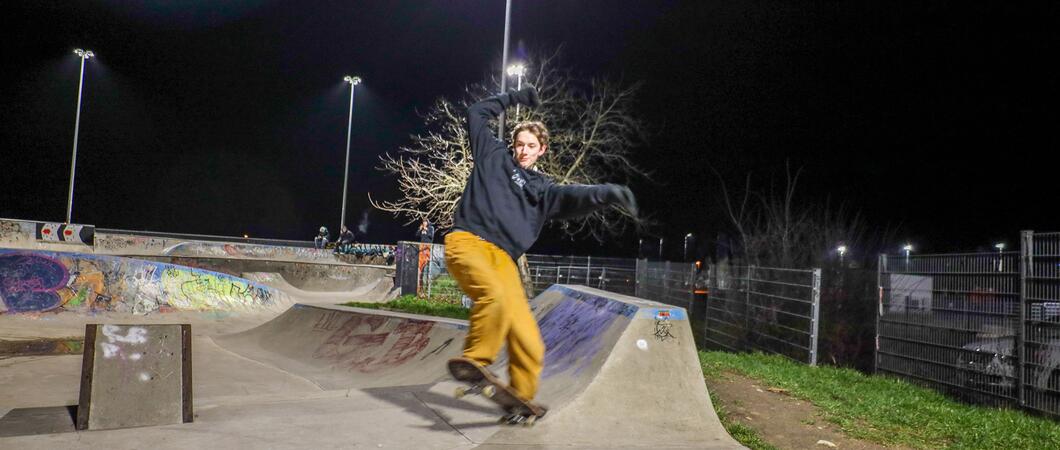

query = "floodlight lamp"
506;63;526;78
995;243;1005;251
837;245;848;255
686;233;693;238
74;48;94;59
902;244;913;252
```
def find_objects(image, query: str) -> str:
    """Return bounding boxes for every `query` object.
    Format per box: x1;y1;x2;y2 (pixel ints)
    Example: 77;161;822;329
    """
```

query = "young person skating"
445;85;638;419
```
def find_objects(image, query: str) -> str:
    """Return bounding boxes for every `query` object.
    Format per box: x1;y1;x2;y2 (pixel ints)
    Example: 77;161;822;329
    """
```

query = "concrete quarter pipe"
215;285;743;448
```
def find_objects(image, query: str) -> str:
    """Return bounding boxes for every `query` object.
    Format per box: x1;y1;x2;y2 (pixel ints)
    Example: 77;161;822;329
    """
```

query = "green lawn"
343;294;469;320
700;351;1060;449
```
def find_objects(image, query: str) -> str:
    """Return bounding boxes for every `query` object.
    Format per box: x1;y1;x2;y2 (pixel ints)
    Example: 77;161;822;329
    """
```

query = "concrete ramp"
0;249;292;315
214;304;466;389
214;284;742;448
241;272;394;304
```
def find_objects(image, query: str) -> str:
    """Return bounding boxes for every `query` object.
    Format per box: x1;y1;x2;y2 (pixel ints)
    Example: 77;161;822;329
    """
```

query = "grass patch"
710;391;778;450
343;295;469;320
700;351;1060;449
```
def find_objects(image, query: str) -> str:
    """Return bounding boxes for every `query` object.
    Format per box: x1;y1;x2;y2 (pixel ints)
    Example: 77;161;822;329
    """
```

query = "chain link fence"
702;264;823;365
876;230;1060;417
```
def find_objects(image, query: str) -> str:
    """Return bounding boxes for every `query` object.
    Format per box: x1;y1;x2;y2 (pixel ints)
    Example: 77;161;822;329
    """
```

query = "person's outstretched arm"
466;86;541;159
544;183;638;220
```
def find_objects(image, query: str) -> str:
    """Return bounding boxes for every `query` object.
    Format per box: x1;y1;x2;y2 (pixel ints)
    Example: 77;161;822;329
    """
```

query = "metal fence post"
810;268;822;366
744;265;754;351
1018;230;1033;408
586;255;592;286
688;263;697;312
875;254;884;374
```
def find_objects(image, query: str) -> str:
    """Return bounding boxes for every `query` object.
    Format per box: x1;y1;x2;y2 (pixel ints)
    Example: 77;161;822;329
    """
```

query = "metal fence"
635;260;696;310
526;254;637;296
395;242;694;311
702;264;823;365
876;230;1060;417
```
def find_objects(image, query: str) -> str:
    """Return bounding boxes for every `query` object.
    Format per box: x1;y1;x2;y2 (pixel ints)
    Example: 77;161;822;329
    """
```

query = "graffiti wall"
0;219;34;244
163;241;338;262
0;249;289;315
532;286;639;378
94;234;167;254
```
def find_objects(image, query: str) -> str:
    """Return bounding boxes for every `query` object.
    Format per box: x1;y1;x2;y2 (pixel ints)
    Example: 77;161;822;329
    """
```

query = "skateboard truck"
453;382;497;399
448;357;547;426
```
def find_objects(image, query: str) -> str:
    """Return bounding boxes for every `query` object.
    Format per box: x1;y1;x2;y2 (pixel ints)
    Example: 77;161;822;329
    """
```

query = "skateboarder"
445;85;638;416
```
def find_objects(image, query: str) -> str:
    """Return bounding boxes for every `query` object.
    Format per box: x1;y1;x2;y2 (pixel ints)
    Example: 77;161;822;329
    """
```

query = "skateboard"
448;357;547;425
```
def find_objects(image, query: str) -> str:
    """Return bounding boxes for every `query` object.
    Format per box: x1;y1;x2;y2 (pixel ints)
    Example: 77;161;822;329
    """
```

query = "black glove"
603;184;638;218
508;85;541;108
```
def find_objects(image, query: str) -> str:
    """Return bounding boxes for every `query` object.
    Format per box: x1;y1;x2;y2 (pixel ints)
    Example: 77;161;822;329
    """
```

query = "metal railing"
876;230;1060;417
703;264;822;365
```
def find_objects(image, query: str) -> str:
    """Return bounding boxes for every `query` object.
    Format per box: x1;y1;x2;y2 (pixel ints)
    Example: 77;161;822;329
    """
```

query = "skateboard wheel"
454;386;468;398
482;385;496;397
524;416;537;426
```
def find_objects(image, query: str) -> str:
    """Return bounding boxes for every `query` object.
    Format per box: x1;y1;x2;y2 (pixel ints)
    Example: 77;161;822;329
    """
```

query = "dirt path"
706;371;908;450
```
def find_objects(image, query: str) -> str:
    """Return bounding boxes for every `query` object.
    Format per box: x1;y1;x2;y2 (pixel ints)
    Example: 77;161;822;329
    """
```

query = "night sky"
3;1;1057;258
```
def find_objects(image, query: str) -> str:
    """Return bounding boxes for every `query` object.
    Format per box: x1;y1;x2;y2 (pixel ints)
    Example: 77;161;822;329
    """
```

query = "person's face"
513;131;547;169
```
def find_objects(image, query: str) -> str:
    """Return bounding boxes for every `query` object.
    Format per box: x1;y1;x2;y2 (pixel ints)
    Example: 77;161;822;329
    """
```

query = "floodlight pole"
497;0;512;139
507;63;526;117
66;48;94;224
340;75;362;232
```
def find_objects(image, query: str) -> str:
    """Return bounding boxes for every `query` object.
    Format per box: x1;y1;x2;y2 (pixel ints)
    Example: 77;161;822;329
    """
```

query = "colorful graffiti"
0;249;285;315
312;314;436;373
535;290;638;378
0;253;71;312
160;267;276;310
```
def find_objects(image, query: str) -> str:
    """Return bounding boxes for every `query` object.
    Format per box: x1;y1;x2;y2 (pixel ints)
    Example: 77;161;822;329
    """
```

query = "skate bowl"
0;249;292;315
1;218;397;297
213;284;742;448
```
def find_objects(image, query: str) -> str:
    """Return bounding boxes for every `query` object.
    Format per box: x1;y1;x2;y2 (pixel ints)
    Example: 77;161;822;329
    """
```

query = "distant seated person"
418;218;435;243
336;225;356;253
314;226;329;249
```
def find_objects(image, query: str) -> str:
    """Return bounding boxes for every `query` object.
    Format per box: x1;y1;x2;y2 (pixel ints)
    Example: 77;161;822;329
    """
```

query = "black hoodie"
452;90;622;260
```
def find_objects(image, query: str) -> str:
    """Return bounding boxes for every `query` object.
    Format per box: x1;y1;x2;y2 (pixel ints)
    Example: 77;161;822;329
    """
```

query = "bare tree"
372;49;648;241
714;162;892;269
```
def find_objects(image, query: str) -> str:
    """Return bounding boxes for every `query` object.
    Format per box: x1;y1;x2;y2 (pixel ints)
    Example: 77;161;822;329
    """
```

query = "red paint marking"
64;229;73;236
42;229;51;235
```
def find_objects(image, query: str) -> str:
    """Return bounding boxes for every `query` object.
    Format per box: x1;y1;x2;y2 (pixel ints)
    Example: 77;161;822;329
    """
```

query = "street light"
496;0;513;139
507;63;527;117
902;244;913;265
995;242;1006;272
837;245;848;265
66;48;95;223
683;233;694;262
339;75;362;232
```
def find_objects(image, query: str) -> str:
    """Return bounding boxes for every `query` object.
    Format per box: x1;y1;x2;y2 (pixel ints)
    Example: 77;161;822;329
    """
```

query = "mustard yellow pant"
444;231;545;401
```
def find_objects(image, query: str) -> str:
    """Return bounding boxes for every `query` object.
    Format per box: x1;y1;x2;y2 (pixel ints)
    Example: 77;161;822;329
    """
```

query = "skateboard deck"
447;357;547;425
